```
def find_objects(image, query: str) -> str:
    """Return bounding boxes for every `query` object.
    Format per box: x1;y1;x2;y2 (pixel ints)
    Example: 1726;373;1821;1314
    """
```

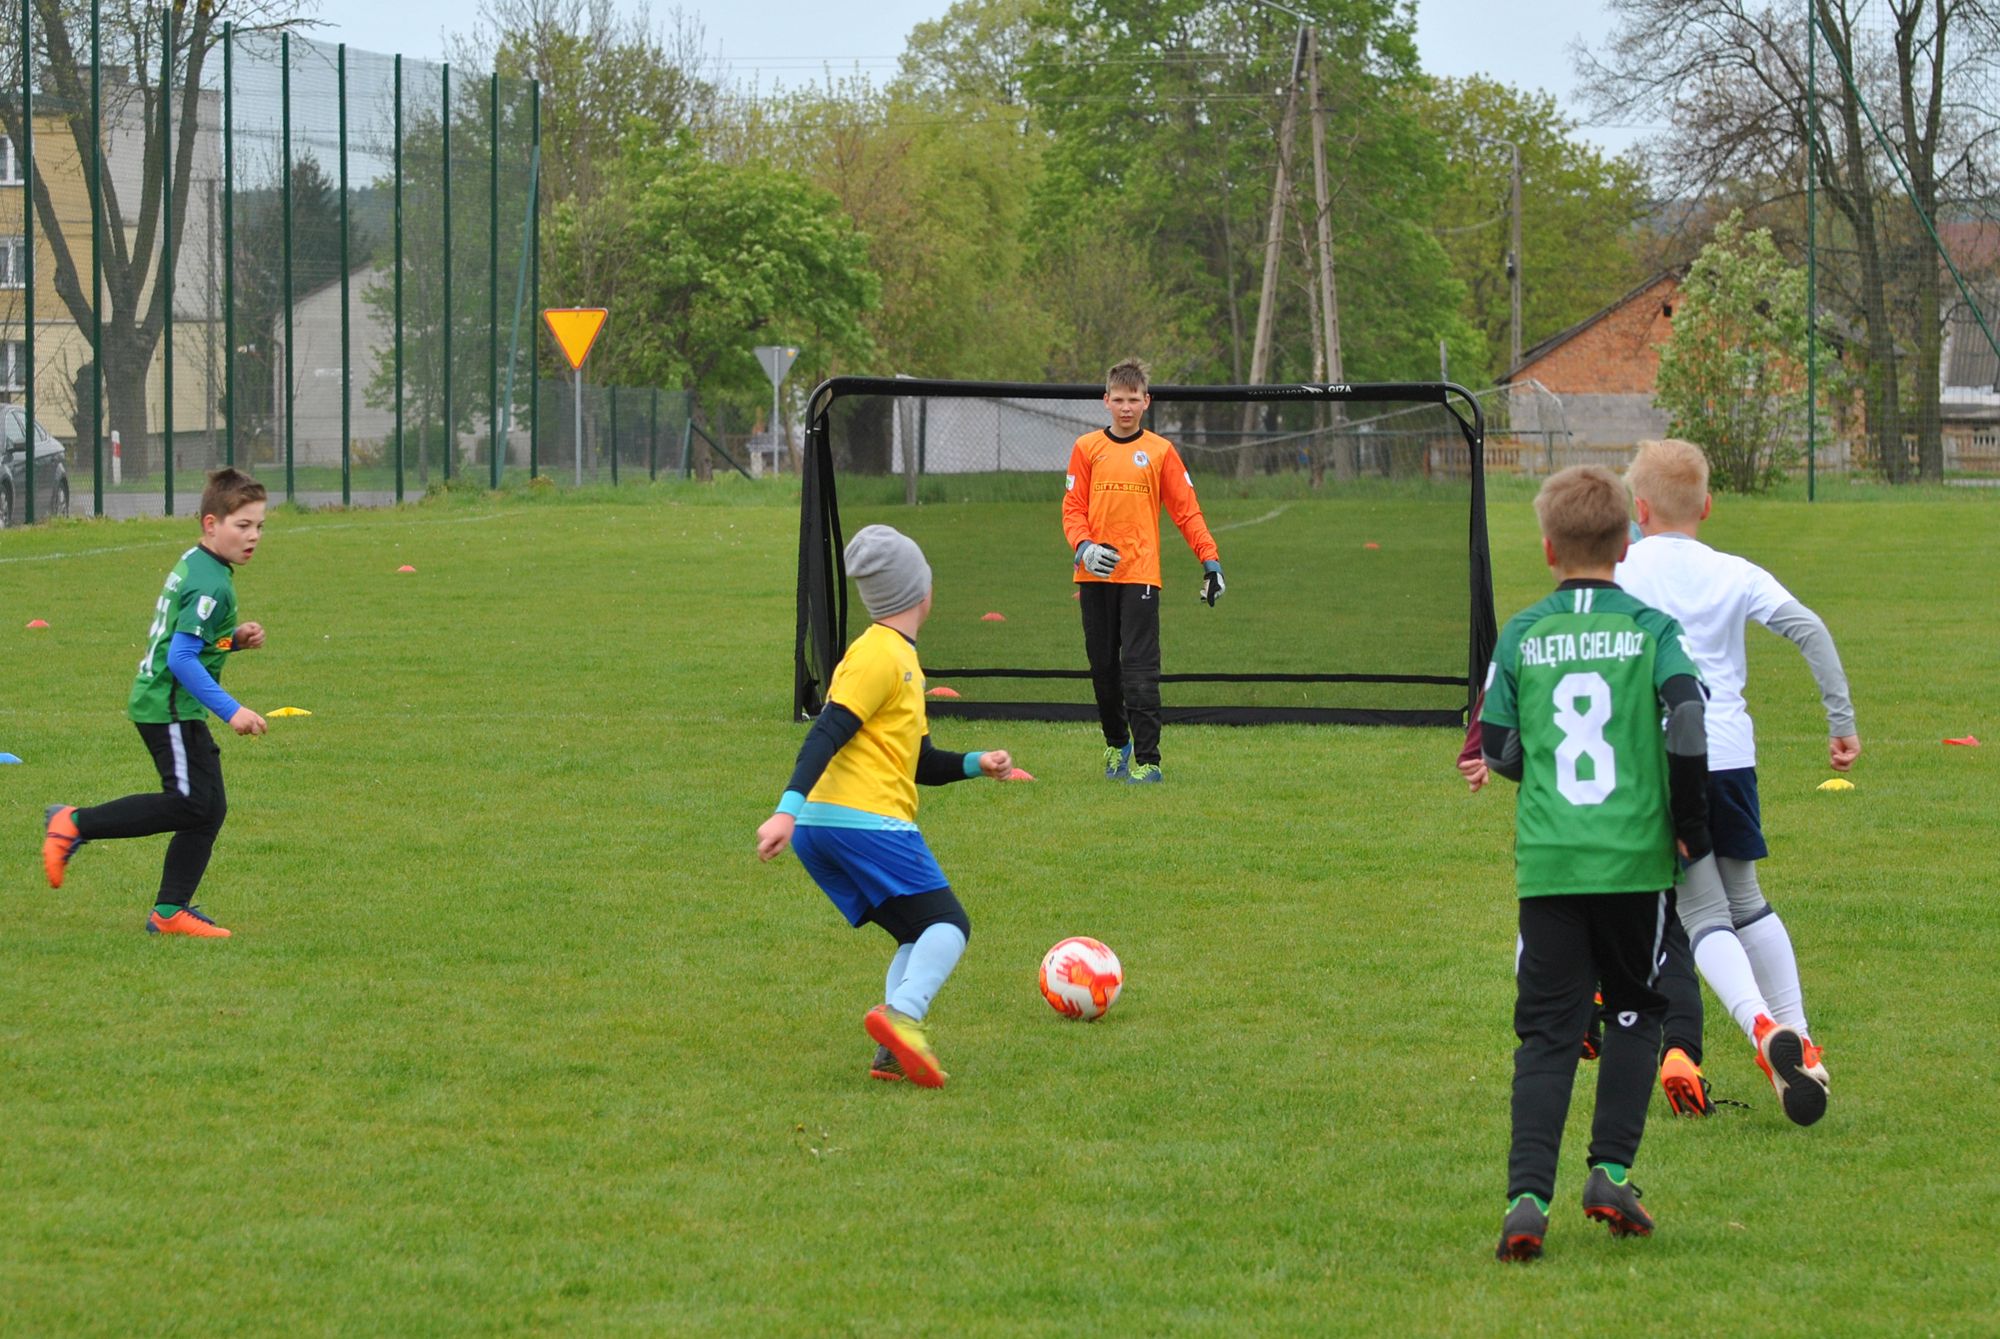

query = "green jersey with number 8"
1481;582;1701;897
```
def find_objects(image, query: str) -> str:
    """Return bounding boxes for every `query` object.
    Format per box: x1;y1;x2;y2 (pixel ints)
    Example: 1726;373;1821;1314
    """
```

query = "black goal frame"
795;377;1498;727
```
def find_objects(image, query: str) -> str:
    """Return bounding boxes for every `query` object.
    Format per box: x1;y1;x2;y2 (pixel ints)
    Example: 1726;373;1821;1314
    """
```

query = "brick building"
1502;270;1682;450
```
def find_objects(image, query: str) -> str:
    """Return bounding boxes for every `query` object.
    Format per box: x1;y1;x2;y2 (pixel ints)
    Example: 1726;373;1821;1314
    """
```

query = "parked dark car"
1;405;70;528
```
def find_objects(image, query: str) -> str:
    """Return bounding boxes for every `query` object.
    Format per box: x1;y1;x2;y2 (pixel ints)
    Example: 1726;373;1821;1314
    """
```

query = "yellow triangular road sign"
544;308;608;370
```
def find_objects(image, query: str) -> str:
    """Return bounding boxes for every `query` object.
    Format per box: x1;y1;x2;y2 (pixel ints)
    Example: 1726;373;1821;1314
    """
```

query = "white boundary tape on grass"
1213;503;1294;532
0;510;507;565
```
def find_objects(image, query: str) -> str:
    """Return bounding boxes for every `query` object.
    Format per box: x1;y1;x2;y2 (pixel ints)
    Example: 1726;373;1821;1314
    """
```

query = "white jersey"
1614;532;1794;771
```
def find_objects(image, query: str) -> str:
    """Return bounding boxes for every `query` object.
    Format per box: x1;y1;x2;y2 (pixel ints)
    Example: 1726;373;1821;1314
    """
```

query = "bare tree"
1;0;305;468
1580;0;2000;481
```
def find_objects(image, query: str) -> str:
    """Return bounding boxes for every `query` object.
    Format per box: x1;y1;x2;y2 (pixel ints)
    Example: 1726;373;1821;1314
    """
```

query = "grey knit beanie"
846;524;932;619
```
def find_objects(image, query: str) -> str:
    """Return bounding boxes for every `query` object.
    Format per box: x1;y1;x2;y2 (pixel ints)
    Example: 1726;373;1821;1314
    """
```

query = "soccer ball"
1039;936;1124;1021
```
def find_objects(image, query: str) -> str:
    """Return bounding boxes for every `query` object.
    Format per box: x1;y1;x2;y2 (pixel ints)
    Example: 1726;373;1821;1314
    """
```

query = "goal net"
795;378;1497;727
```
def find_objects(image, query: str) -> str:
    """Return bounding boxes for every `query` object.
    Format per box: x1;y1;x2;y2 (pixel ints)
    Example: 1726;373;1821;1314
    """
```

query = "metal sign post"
544;308;608;487
754;345;800;475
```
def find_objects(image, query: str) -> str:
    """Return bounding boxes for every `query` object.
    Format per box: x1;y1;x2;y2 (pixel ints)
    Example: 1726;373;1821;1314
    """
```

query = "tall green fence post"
1805;7;1817;502
161;9;174;514
20;0;34;523
529;80;539;478
441;62;453;483
650;386;659;479
281;31;294;501
609;383;619;486
339;44;351;507
488;72;498;488
91;0;104;511
221;20;232;470
393;54;404;502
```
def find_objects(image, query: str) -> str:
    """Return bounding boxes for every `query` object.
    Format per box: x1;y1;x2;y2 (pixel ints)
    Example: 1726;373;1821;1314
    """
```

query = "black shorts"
1707;768;1768;861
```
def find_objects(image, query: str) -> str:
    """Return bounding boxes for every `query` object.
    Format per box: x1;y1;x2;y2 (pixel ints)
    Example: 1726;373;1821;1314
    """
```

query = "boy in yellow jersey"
1062;357;1223;783
756;525;1015;1088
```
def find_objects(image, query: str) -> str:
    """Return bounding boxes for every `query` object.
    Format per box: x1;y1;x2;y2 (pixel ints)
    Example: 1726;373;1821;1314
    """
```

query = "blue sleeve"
167;632;242;722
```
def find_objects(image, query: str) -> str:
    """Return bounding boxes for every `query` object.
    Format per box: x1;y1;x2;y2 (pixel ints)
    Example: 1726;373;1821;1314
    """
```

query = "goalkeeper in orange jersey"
1061;358;1223;784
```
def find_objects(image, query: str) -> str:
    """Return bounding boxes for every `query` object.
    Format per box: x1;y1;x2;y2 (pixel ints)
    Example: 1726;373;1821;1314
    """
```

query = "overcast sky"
316;0;1651;155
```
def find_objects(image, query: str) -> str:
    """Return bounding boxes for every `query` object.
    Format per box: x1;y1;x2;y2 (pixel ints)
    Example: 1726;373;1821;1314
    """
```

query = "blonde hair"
1106;358;1150;394
1534;466;1630;570
1625;438;1710;525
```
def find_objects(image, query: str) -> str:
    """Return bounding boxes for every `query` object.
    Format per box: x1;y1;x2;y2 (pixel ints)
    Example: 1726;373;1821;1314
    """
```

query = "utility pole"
1240;16;1310;479
1508;140;1523;373
1305;25;1342;385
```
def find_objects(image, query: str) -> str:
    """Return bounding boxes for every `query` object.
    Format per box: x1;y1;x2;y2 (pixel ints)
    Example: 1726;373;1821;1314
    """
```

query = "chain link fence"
0;5;697;527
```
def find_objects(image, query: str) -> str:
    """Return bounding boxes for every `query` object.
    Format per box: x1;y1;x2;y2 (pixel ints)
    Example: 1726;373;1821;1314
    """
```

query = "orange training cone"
397;565;416;573
25;619;49;629
980;612;1006;622
927;686;961;699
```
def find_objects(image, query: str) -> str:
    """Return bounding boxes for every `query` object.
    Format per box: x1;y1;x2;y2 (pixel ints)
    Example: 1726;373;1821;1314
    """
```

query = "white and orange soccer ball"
1038;936;1124;1021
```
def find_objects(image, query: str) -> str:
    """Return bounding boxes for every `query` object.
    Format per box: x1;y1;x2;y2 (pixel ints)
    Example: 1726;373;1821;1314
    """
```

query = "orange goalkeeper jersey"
1063;428;1219;588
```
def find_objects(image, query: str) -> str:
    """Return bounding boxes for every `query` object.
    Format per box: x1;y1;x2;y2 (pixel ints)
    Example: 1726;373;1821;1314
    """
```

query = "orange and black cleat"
1660;1047;1715;1117
868;1044;904;1083
146;905;232;938
863;1004;945;1089
1753;1014;1828;1126
1580;991;1605;1061
42;805;86;889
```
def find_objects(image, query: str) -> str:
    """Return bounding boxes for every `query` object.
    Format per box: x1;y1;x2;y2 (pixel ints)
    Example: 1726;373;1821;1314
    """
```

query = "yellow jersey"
809;622;928;822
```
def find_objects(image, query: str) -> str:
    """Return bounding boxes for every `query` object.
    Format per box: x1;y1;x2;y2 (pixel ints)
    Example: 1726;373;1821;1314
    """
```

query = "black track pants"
1509;891;1668;1203
74;720;229;907
1078;581;1162;765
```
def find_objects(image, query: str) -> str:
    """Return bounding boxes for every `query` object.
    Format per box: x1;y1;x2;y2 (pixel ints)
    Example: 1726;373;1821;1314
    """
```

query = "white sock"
884;944;914;1005
1692;929;1772;1040
1737;913;1809;1036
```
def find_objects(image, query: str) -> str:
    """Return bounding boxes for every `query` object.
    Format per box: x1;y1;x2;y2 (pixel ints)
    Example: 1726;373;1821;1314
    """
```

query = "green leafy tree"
1412;76;1648;384
543;132;878;422
746;75;1047;383
1654;212;1819;492
1021;0;1477;388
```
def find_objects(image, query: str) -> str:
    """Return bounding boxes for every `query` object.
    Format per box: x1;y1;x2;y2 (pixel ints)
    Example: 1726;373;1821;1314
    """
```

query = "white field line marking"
1214;503;1294;533
0;509;507;565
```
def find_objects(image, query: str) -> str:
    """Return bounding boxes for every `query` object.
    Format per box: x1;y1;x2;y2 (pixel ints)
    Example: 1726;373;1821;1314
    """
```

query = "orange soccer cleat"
145;905;233;939
1753;1014;1828;1126
1659;1047;1715;1117
42;805;85;889
864;1004;945;1089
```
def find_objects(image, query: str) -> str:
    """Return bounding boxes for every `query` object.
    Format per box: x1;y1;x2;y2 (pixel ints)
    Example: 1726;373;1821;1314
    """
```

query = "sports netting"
796;378;1498;727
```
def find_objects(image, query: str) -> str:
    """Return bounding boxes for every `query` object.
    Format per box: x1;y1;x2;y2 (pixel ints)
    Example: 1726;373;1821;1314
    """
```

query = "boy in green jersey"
42;469;270;938
1480;466;1715;1263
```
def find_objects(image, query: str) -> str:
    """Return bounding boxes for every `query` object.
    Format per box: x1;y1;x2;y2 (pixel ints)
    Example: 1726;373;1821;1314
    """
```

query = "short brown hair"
1624;438;1709;524
200;467;267;523
1106;358;1150;393
1533;465;1629;570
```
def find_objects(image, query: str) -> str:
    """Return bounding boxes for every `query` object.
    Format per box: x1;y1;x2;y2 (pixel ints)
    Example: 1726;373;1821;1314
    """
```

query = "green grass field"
2;479;1996;1335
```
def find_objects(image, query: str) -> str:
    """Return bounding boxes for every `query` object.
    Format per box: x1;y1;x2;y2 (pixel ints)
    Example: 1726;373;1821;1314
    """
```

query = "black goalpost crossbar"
795;377;1499;728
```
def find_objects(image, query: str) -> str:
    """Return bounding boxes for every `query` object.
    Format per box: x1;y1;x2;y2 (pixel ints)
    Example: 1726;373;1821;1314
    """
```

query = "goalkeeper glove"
1200;559;1225;606
1075;540;1121;578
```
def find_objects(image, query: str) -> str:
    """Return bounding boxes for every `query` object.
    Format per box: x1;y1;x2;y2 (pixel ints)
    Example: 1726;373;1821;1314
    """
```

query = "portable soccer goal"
794;377;1498;728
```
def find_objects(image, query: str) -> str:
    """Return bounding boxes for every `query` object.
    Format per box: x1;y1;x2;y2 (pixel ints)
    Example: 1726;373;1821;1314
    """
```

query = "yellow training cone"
268;707;313;718
1816;777;1854;792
